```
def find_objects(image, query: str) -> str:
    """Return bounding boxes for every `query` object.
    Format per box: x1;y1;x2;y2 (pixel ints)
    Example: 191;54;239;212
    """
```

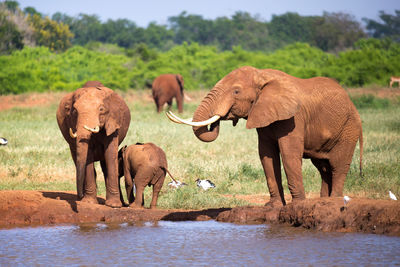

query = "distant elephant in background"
152;74;185;113
167;66;363;207
118;143;167;209
56;82;131;208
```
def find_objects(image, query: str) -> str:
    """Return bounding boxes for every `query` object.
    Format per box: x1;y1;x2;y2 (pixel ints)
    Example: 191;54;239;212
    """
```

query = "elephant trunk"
75;128;91;199
192;87;231;142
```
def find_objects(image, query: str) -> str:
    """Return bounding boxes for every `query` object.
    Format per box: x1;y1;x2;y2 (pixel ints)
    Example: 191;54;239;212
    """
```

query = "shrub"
351;94;390;109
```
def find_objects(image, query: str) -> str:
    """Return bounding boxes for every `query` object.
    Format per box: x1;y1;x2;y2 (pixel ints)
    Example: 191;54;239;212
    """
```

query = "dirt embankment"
1;190;399;236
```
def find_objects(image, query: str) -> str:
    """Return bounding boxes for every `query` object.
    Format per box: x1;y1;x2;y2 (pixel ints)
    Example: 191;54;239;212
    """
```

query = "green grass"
0;90;399;209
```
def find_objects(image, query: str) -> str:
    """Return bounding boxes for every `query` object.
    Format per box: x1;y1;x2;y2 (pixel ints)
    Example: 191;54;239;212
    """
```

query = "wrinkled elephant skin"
56;82;131;208
169;66;363;207
118;143;167;209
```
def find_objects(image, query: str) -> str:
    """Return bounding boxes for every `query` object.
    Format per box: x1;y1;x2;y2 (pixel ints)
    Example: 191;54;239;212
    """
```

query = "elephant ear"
56;92;74;128
105;92;124;136
246;78;301;129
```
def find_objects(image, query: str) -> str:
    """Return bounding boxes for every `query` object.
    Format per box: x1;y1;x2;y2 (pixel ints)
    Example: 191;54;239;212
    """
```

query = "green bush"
0;46;132;94
351;94;390;109
1;38;399;94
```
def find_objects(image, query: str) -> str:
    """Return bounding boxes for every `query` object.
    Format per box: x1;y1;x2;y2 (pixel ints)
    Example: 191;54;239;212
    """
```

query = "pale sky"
16;0;399;27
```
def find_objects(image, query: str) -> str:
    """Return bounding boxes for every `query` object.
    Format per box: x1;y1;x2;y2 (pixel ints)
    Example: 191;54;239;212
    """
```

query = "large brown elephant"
167;66;363;207
118;143;167;209
152;74;185;113
56;82;131;208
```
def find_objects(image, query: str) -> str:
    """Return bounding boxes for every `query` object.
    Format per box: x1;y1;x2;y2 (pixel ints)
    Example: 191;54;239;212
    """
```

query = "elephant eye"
99;105;107;114
233;85;241;95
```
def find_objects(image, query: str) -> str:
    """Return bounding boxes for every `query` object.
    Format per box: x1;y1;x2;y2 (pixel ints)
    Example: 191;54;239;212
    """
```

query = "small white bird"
0;137;7;146
168;180;187;188
196;179;215;190
389;191;397;201
343;195;351;206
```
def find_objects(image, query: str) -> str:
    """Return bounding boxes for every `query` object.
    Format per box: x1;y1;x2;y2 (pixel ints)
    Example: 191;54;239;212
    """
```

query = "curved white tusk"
69;128;77;138
165;112;184;124
84;125;100;133
166;111;220;127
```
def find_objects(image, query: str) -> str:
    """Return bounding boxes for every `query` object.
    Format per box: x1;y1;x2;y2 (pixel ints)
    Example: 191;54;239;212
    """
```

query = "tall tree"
142;22;174;50
312;12;366;52
268;12;315;45
0;1;35;50
100;18;138;47
23;6;41;17
363;10;400;41
29;14;73;51
168;12;214;45
0;9;24;53
61;14;102;45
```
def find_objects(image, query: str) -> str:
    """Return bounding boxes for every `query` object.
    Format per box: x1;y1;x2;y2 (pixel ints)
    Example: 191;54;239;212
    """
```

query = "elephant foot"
81;195;99;205
150;205;157;210
264;199;284;209
105;198;122;208
291;196;306;204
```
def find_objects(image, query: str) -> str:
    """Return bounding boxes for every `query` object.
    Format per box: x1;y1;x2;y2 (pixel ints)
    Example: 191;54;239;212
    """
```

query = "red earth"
1;89;399;235
1;190;399;236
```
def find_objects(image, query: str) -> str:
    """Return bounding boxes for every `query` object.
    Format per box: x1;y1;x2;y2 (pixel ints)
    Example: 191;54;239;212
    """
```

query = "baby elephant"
118;143;167;209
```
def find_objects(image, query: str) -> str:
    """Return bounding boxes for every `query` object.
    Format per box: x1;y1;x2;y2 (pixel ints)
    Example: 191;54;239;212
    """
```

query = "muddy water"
1;221;400;266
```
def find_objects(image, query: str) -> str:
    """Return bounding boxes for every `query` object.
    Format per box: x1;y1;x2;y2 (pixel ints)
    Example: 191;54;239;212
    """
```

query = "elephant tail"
175;75;184;94
162;167;177;183
359;129;363;178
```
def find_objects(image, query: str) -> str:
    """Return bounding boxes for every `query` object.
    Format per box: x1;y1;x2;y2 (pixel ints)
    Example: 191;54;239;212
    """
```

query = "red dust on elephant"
118;143;168;209
56;82;131;208
152;74;185;113
167;66;363;208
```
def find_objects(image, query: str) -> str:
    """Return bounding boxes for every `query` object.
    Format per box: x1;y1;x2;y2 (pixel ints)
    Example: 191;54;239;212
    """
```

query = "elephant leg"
328;140;357;197
102;160;126;206
257;129;286;207
130;183;145;209
278;135;306;202
156;96;167;113
150;173;165;209
82;157;98;204
104;137;122;208
176;95;183;113
154;96;162;113
124;164;135;204
130;168;151;209
311;158;332;197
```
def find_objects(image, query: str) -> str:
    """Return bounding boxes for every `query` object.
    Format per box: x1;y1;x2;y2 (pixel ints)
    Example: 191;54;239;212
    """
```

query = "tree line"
1;39;399;95
1;1;399;54
0;1;399;94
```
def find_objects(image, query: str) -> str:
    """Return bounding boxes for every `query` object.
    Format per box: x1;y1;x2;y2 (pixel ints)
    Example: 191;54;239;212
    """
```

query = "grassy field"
0;88;399;209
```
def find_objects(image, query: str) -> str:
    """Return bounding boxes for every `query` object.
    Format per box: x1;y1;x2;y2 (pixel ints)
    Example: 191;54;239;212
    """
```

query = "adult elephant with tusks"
167;66;363;208
56;81;131;208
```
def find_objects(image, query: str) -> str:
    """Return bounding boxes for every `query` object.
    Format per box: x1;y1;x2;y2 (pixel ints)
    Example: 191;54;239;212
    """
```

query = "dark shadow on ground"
161;208;231;221
41;191;105;213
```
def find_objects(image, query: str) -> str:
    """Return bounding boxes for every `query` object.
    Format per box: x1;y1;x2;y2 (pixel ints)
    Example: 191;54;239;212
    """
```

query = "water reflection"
0;221;399;266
